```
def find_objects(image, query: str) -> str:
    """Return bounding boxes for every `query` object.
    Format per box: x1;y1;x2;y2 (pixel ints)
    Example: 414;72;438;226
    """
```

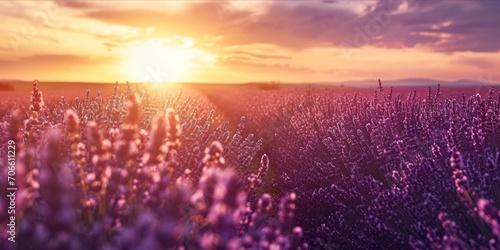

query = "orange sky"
0;0;499;84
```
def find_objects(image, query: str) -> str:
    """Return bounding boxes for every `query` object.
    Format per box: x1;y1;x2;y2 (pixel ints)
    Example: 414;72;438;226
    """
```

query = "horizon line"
0;77;499;86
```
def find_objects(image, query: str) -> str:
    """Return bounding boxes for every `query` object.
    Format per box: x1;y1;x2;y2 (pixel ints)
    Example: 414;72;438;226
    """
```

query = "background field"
2;81;500;249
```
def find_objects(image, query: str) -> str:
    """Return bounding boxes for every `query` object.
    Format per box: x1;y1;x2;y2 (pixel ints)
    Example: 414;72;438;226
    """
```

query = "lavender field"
2;0;500;248
1;80;500;250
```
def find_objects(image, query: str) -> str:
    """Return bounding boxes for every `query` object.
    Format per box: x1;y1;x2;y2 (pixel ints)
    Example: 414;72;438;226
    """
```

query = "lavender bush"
0;81;304;250
269;81;500;249
1;81;262;183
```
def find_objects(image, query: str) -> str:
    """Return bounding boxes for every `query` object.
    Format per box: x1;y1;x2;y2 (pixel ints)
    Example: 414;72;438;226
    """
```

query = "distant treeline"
0;83;14;91
258;81;281;90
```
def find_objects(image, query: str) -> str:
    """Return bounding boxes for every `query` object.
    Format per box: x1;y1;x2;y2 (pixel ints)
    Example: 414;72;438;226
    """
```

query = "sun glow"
122;38;212;85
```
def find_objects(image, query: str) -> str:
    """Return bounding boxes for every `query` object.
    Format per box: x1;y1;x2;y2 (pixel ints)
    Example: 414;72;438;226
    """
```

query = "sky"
0;0;499;84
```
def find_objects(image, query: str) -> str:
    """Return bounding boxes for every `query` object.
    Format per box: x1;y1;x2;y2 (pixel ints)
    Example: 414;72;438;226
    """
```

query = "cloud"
218;58;316;74
452;57;497;70
70;0;500;53
83;3;253;39
225;51;291;60
0;54;118;77
55;0;96;10
361;0;500;52
216;4;360;49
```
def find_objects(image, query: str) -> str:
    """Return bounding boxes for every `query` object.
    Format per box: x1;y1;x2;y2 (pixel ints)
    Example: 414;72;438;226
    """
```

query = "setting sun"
122;38;211;84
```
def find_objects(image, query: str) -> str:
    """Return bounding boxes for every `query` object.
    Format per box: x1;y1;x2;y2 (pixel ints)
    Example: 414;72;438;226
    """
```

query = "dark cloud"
55;0;99;10
375;1;500;52
217;5;359;49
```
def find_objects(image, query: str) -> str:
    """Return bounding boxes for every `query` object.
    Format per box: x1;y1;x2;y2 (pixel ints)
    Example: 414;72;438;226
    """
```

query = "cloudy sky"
1;0;499;83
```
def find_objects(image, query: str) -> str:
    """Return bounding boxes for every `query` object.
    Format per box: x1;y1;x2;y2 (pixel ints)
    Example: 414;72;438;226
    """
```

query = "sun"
122;38;198;84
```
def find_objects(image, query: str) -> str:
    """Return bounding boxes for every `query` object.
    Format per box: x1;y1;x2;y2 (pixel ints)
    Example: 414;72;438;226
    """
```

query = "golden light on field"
122;38;213;85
